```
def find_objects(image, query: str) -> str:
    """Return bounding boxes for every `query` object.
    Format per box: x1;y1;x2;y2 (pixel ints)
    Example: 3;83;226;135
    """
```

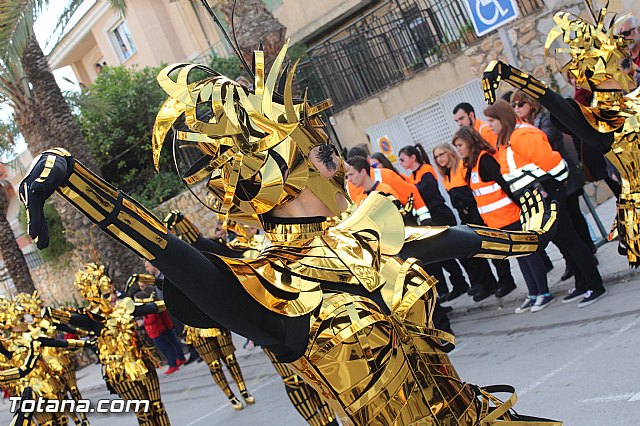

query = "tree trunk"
18;35;142;288
0;181;35;294
218;0;287;66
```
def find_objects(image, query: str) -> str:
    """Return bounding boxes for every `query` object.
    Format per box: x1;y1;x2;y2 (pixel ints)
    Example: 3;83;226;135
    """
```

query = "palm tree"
0;177;35;294
217;0;287;66
0;1;140;287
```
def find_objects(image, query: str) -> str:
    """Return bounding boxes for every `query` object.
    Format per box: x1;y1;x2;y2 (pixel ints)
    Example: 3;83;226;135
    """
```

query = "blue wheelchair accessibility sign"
464;0;519;37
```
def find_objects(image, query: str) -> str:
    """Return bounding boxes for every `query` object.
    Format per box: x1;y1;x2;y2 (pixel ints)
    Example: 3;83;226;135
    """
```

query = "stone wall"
154;183;220;239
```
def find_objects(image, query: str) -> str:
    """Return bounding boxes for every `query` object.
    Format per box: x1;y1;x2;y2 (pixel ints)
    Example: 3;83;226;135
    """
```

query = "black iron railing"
305;0;544;112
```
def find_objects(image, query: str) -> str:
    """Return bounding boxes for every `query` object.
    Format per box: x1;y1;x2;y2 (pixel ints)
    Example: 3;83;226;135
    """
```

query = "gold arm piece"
65;339;86;349
154;300;166;312
163;210;201;244
483;61;548;104
47;307;71;324
57;161;169;261
470;225;540;259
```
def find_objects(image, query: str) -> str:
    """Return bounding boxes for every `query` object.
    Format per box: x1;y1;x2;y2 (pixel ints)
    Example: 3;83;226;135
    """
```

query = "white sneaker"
530;294;554;312
515;297;536;314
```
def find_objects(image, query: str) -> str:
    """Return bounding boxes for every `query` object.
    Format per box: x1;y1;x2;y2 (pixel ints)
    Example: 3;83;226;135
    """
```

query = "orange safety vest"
348;167;431;223
352;181;399;206
497;123;568;194
474;119;498;150
469;152;521;229
442;160;468;191
405;163;438;186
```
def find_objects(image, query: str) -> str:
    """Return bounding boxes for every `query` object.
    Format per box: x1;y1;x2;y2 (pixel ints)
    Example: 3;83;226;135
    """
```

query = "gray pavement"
1;195;639;425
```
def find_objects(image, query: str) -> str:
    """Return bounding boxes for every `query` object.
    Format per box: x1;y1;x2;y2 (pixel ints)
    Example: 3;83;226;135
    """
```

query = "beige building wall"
273;0;370;43
50;0;227;85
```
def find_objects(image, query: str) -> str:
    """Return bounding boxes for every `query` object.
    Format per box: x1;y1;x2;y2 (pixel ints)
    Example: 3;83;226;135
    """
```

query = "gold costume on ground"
184;326;254;410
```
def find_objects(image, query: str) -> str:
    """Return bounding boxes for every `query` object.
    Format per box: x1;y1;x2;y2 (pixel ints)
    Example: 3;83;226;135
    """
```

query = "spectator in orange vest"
346;156;400;205
432;143;498;302
398;143;470;302
453;126;551;313
453;102;498;149
347;146;431;225
484;101;606;307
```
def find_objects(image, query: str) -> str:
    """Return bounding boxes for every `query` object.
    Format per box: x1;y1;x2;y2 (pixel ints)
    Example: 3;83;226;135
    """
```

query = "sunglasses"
511;101;527;108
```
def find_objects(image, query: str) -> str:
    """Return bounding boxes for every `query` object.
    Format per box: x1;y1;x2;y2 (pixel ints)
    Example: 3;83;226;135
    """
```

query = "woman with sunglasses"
432;143;498;301
399;144;470;301
483;100;605;307
511;91;595;281
452;126;553;313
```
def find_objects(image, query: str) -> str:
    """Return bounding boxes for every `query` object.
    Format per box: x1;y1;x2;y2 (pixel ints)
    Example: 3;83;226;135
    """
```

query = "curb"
450;267;640;319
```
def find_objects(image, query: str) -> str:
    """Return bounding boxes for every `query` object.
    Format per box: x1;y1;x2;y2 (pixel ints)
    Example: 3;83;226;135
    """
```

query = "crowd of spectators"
342;33;640;312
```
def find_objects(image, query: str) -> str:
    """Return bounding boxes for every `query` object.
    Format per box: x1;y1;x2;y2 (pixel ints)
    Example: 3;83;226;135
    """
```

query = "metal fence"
306;0;544;112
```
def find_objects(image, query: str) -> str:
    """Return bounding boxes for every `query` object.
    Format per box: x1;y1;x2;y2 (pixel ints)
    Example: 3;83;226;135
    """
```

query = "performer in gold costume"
14;292;92;426
48;263;172;426
20;39;562;424
482;0;640;267
166;211;337;425
0;295;90;426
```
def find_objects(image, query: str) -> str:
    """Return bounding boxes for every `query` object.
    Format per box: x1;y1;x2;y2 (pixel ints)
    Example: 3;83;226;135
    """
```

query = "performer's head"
75;263;117;314
545;2;636;92
153;42;350;229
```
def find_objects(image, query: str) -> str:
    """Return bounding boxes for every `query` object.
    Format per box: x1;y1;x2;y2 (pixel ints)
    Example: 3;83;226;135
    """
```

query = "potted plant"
460;23;476;45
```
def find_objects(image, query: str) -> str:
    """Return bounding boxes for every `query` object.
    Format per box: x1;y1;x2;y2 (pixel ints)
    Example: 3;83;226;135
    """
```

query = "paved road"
1;272;638;426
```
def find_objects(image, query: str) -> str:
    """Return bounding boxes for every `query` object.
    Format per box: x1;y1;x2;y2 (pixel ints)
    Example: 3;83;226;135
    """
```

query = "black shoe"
473;289;494;302
577;288;606;308
495;284;516;298
185;354;200;365
562;288;586;303
441;305;453;314
467;286;479;296
560;267;574;281
446;286;469;302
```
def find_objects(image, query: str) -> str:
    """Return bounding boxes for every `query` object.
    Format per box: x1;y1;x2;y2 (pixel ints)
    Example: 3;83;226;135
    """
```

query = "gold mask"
75;263;115;314
545;1;636;92
152;41;350;228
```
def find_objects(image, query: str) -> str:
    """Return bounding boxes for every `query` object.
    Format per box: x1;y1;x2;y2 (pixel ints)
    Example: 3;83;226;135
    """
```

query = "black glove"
19;152;74;249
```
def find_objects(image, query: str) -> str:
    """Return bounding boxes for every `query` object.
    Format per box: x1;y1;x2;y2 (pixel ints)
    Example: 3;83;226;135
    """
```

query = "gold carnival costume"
167;210;337;425
48;264;172;426
482;0;640;266
20;38;562;425
0;295;90;426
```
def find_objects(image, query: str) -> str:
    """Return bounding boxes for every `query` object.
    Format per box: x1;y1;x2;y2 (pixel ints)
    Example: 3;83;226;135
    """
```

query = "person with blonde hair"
432;143;498;301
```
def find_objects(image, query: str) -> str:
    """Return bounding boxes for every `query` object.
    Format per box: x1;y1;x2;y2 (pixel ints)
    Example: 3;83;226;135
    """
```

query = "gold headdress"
0;296;25;330
152;41;348;228
15;291;43;317
545;0;635;92
75;263;115;314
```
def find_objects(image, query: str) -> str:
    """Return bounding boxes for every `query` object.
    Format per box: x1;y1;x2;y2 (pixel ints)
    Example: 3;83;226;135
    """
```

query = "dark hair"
348;145;369;159
453;102;475;115
347;156;370;174
398;144;431;165
452;126;496;183
483;100;516;147
370;152;401;175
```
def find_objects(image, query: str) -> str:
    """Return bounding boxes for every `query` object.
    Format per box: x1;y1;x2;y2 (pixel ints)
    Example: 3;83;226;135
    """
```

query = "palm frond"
0;0;49;58
44;0;85;51
107;0;127;16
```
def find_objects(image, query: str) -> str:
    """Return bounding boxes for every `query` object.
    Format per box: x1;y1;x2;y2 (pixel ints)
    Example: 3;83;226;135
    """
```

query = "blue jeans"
153;330;185;367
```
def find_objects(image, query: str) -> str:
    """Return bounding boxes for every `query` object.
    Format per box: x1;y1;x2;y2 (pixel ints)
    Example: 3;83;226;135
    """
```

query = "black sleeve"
0;342;11;358
478;155;515;200
68;313;99;334
38;337;72;348
133;303;159;317
191;235;245;258
540;90;614;153
400;226;487;264
152;233;309;362
415;172;445;209
538;114;565;153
